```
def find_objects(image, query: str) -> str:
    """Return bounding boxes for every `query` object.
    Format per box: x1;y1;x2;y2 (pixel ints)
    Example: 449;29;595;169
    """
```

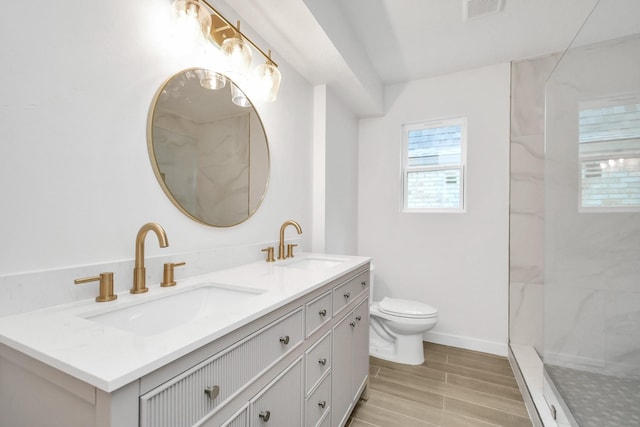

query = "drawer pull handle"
319;309;327;317
318;400;327;408
204;385;220;400
350;321;356;327
356;315;362;321
361;281;367;287
259;410;271;422
319;358;327;366
344;292;350;299
279;335;290;345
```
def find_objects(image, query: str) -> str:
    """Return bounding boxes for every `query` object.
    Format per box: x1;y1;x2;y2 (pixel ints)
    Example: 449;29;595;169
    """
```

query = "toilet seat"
378;297;438;319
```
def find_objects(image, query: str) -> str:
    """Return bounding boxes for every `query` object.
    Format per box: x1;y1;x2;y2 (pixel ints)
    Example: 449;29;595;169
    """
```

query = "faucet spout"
278;220;302;260
132;222;169;294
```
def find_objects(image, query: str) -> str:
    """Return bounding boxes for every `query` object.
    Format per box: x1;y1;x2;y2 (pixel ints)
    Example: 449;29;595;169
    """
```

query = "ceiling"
225;0;640;116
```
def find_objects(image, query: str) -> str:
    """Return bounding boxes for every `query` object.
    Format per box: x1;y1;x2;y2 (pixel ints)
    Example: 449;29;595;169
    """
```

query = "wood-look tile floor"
347;342;532;427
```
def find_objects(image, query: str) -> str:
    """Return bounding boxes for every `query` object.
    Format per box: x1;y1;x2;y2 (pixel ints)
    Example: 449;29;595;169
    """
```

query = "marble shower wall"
544;34;640;376
509;53;560;354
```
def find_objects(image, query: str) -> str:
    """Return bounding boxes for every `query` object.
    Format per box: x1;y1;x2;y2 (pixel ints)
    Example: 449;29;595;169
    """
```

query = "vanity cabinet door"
331;312;354;427
331;297;369;427
250;358;303;427
351;299;369;397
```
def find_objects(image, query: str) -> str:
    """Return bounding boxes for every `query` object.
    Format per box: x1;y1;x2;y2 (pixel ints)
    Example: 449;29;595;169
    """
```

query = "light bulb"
231;83;251;108
221;21;252;78
254;61;281;102
171;0;211;47
198;69;226;90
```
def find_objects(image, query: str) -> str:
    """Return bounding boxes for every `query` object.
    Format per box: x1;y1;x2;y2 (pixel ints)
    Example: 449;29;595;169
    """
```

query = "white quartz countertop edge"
0;253;371;392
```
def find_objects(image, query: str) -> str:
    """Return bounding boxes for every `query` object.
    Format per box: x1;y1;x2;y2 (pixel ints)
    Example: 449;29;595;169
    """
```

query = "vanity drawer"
305;291;332;337
251;357;303;427
219;404;249;427
140;307;303;427
305;331;331;394
332;270;369;316
305;372;331;427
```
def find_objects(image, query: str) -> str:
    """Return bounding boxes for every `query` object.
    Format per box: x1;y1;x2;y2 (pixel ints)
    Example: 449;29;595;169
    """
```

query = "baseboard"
423;331;508;356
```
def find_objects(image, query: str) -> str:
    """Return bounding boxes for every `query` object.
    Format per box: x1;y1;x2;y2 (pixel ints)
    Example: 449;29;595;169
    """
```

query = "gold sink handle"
161;262;186;287
75;272;117;302
261;247;275;262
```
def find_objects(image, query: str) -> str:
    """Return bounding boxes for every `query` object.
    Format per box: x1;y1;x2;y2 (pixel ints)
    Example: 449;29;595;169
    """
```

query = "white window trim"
400;117;467;213
578;95;640;213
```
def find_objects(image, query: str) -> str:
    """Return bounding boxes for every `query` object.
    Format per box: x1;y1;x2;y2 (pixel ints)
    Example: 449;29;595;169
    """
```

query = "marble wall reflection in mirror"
148;69;269;227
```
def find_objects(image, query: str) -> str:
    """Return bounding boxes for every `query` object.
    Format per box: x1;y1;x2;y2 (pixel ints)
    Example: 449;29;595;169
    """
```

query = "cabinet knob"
318;358;327;366
279;335;290;345
350;321;356;327
259;410;271;422
344;292;350;299
318;400;327;408
361;281;367;287
319;309;327;317
356;316;362;322
204;385;220;400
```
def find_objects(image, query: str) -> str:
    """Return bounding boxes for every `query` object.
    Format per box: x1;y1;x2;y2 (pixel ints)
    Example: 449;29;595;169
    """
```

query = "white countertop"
0;253;370;392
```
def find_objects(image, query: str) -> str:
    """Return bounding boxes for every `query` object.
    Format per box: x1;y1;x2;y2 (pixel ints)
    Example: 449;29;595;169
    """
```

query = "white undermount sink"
280;257;345;271
81;283;264;336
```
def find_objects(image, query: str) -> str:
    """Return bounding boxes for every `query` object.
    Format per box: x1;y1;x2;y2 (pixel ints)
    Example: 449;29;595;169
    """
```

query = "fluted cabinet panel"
221;405;248;427
140;308;303;427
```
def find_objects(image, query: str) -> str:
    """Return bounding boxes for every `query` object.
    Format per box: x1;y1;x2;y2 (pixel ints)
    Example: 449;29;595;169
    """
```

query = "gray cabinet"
331;297;369;427
0;264;370;427
250;358;303;426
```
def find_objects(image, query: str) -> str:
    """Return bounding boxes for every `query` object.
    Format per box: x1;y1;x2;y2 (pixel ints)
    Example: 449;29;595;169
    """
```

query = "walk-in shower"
543;4;640;425
510;1;640;426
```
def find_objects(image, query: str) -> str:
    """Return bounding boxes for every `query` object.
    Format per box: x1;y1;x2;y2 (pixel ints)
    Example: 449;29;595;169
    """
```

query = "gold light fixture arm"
200;0;278;68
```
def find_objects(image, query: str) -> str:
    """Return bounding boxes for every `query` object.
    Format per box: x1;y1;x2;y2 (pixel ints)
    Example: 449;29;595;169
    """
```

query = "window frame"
401;117;467;213
578;96;640;213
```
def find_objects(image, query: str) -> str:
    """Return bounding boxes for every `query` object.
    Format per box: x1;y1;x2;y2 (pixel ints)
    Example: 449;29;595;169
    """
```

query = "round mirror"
148;68;270;227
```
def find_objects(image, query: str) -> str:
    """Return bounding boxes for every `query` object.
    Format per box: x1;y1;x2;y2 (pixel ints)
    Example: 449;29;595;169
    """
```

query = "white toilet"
369;267;438;365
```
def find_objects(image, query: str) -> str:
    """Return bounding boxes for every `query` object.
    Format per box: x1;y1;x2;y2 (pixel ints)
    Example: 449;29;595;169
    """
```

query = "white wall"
0;1;314;311
358;63;511;355
325;88;359;255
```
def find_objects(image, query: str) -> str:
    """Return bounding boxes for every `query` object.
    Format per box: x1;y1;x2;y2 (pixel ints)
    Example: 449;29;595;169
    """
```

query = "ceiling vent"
463;0;504;21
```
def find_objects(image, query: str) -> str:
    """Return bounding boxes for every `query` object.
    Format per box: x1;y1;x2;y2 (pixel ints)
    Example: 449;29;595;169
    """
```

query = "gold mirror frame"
147;68;270;227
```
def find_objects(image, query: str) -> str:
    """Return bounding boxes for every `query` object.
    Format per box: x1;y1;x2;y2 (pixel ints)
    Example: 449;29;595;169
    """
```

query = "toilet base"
369;331;425;365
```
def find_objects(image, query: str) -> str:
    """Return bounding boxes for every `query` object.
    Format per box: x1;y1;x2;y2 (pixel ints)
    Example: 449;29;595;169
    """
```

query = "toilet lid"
378;297;438;318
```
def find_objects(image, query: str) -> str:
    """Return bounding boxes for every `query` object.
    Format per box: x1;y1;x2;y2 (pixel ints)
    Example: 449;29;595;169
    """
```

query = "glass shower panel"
544;1;640;425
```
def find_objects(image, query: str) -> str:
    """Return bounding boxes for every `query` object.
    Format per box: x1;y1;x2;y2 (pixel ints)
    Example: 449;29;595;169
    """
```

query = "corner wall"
358;63;511;355
509;54;560;354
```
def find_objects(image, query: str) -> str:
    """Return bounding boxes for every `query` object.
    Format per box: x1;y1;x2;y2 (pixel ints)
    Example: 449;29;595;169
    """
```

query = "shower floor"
546;364;640;427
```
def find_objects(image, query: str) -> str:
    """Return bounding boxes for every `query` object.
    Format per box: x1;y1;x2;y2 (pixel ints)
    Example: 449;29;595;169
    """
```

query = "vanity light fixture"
220;20;253;78
254;50;281;103
170;0;282;102
171;0;211;45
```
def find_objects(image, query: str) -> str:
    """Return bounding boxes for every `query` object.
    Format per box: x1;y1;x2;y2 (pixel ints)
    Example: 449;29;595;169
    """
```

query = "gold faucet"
131;222;169;294
278;220;302;260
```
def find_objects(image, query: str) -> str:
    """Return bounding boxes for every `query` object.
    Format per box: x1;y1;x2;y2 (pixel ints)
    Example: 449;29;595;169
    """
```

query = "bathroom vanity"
0;255;370;427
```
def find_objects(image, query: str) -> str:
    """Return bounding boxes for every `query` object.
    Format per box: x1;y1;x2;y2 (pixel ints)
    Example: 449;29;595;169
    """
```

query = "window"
579;96;640;211
402;117;466;212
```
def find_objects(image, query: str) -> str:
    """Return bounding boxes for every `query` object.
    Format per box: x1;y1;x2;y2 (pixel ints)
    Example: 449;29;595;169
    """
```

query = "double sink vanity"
0;252;371;427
